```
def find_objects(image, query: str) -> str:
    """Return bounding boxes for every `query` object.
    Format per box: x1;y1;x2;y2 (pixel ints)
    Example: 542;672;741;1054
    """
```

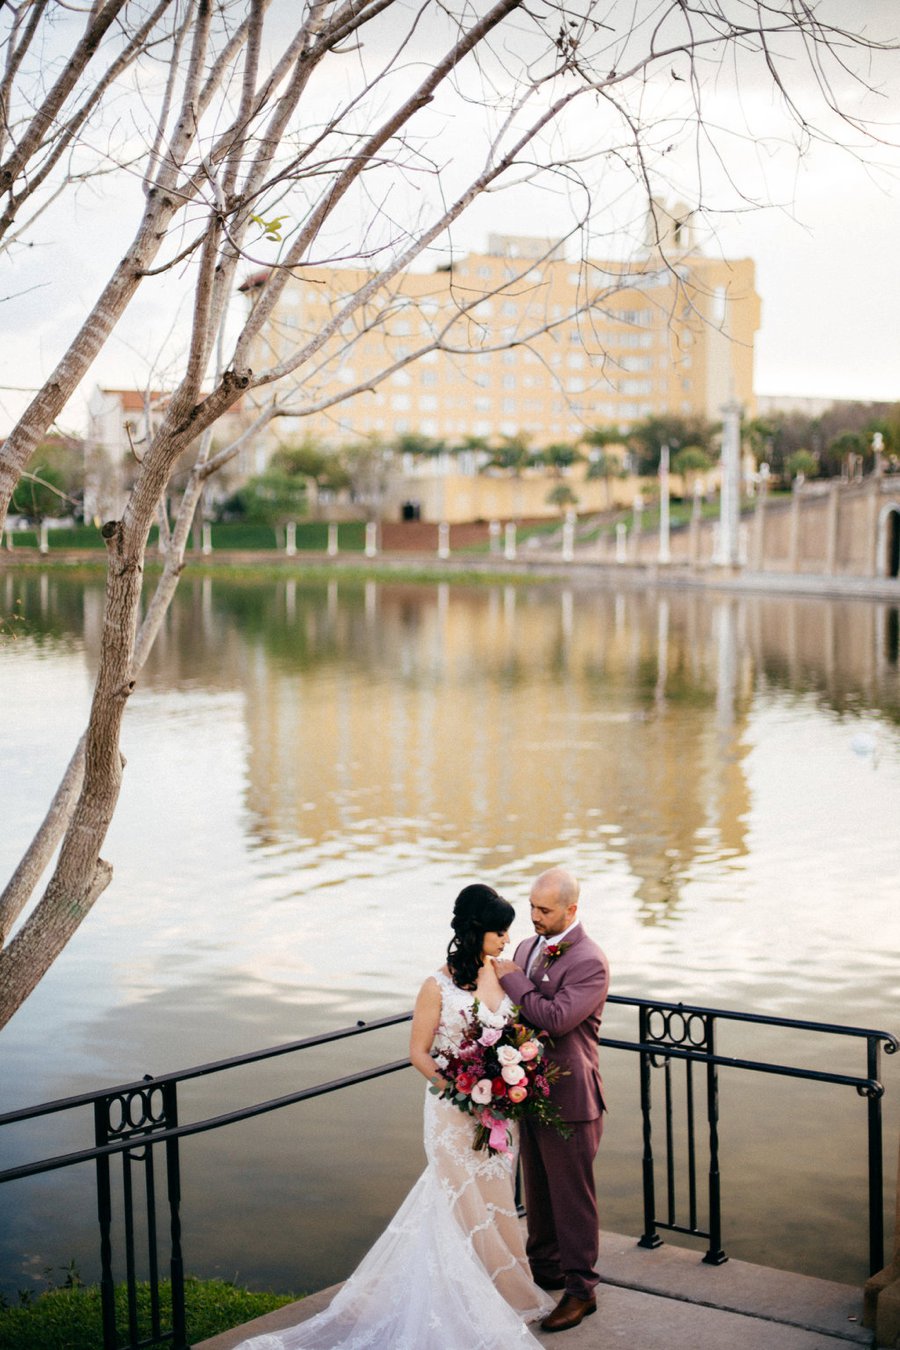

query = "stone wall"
619;477;900;579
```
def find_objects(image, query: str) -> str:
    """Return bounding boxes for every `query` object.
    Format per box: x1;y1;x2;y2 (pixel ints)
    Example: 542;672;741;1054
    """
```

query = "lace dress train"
236;973;552;1349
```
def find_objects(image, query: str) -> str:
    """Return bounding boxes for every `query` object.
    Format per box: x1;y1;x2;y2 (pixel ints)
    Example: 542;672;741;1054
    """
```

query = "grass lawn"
3;521;368;553
0;1277;296;1349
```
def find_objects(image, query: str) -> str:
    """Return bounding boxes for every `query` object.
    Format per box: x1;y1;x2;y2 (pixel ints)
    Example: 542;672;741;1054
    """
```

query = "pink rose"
478;1027;502;1047
497;1045;522;1066
471;1078;493;1104
507;1083;528;1103
518;1040;541;1062
501;1062;526;1085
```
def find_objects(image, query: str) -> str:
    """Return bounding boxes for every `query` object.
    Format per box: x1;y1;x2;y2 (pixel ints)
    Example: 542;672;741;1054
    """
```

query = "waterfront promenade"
197;1231;873;1349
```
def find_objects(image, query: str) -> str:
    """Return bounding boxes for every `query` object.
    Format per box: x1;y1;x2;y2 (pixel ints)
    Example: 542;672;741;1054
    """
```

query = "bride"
235;883;552;1348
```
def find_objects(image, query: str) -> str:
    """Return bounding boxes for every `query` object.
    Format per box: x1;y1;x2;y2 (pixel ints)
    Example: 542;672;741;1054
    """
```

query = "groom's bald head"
530;866;579;936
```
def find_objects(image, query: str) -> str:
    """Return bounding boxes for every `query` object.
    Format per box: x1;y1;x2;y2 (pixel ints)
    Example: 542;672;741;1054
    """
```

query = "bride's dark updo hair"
447;883;515;991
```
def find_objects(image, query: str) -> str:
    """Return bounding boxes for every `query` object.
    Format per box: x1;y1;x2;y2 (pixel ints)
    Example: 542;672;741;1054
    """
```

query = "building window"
391;394;411;410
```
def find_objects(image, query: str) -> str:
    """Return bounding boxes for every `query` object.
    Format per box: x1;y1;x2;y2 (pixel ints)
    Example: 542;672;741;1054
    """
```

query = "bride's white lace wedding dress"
236;970;553;1349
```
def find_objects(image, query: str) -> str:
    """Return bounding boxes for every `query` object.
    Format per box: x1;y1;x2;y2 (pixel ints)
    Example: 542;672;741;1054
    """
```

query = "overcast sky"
0;0;897;438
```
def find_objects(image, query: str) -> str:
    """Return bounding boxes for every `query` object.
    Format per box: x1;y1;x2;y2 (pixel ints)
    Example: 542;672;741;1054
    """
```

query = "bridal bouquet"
430;1005;571;1156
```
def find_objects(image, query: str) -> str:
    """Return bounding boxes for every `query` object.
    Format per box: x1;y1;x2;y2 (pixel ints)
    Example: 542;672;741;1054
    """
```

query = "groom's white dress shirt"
525;919;580;975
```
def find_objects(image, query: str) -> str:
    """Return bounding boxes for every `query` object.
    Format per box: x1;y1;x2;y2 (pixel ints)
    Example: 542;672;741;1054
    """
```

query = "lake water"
0;568;898;1300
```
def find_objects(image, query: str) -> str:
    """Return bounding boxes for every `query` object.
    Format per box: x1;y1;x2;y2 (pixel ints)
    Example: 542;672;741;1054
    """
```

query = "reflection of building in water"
44;575;900;919
231;584;756;921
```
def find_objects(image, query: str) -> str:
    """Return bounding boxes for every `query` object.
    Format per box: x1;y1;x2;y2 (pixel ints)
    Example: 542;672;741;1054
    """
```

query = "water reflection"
1;569;898;1294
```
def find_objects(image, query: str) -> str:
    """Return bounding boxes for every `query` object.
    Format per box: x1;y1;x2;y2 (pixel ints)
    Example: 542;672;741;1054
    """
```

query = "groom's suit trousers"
520;1113;603;1300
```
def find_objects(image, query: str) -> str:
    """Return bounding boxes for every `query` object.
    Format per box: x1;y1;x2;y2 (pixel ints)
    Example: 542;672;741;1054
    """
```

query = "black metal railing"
0;999;895;1350
602;996;897;1270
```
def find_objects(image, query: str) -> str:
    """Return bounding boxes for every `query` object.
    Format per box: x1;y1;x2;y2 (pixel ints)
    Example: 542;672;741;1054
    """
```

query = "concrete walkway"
196;1231;873;1349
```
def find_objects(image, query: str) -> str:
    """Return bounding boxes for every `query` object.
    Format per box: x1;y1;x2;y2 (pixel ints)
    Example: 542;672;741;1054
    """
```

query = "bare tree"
0;0;897;1026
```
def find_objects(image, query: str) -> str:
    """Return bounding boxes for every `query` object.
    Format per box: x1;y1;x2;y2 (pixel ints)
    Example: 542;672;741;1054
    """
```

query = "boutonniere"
544;942;571;963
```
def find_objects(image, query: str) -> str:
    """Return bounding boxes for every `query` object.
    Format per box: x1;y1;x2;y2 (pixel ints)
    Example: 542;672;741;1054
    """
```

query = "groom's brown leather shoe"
540;1292;597;1333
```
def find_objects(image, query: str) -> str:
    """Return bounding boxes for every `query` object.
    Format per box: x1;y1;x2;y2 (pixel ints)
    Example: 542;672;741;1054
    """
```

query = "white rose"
496;1045;522;1066
471;1078;494;1104
501;1063;526;1085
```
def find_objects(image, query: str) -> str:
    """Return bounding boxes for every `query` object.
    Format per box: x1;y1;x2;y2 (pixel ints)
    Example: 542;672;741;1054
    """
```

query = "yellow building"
244;223;760;452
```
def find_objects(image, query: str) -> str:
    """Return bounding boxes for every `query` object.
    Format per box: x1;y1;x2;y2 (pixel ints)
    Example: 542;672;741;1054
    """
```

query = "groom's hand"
492;957;521;978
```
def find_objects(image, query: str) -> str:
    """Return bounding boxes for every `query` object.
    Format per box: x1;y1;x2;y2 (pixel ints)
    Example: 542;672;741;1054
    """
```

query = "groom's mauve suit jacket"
501;924;609;1123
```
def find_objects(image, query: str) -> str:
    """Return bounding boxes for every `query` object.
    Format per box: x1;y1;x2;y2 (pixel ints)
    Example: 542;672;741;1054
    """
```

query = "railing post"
90;1079;188;1350
164;1081;188;1350
638;1004;662;1249
867;1035;885;1276
703;1016;727;1264
94;1101;118;1350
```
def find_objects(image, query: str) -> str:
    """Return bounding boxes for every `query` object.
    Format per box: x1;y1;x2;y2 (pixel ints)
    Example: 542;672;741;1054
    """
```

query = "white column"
658;444;671;564
39;520;49;554
615;522;627;562
561;510;575;562
504;522;517;560
201;522;212;555
327;522;339;556
365;521;378;557
716;400;741;566
488;520;502;555
285;521;297;556
631;492;643;560
437;521;450;559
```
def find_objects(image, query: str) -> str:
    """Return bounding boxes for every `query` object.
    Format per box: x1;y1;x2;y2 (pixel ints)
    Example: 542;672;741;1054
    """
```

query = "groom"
494;866;609;1334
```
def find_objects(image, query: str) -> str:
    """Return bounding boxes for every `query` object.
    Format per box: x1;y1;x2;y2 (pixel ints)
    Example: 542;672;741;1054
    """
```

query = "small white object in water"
850;731;878;756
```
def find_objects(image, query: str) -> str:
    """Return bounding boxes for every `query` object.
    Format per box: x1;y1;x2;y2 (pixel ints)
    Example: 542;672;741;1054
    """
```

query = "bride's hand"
491;956;519;978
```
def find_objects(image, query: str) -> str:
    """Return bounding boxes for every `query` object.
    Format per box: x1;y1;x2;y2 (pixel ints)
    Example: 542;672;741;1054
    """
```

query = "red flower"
491;1076;508;1097
456;1072;477;1094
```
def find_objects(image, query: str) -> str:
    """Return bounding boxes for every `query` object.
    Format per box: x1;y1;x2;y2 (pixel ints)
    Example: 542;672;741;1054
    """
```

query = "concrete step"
196;1230;870;1350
